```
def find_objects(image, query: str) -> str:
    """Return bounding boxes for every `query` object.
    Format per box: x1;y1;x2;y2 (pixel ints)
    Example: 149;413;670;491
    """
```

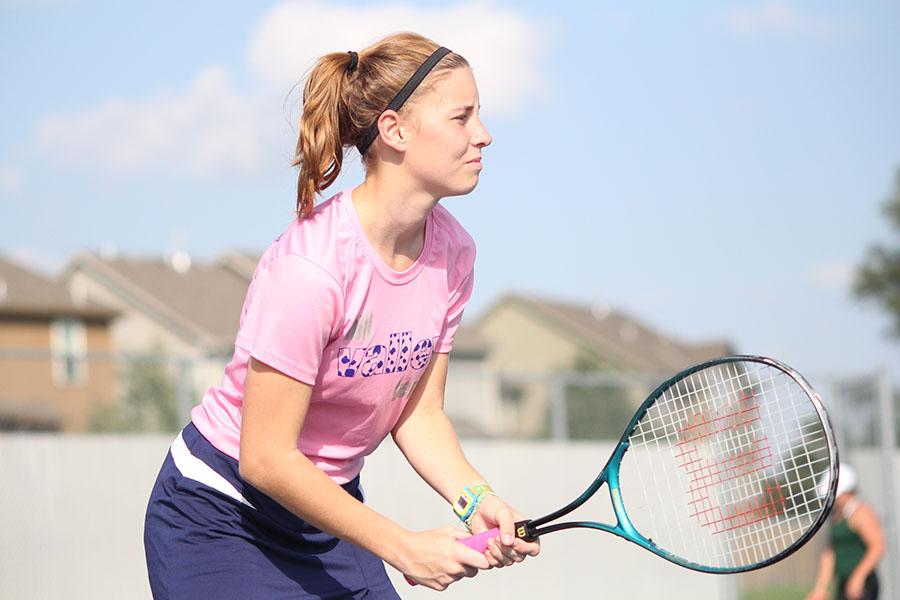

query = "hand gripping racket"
457;355;838;573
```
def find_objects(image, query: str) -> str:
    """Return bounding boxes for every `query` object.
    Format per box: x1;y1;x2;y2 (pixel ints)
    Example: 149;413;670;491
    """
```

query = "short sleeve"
236;254;343;385
435;256;475;354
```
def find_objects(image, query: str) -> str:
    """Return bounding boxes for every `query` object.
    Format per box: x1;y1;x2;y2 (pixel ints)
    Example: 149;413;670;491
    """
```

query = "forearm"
850;546;884;581
848;503;886;582
393;404;487;503
240;449;408;566
813;548;834;591
391;375;543;569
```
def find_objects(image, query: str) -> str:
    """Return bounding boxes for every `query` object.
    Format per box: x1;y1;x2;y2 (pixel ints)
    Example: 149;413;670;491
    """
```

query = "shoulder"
259;193;353;286
432;203;475;250
431;203;476;276
848;500;880;529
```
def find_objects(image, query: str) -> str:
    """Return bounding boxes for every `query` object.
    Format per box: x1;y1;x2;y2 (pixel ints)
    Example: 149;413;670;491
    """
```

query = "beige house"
0;257;117;431
59;250;255;421
469;294;734;438
442;324;496;437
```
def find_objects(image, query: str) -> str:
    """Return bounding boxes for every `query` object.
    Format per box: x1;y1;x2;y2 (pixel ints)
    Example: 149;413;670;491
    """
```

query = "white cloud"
34;67;271;177
247;0;552;116
724;3;860;39
0;165;24;195
809;262;856;291
29;1;550;179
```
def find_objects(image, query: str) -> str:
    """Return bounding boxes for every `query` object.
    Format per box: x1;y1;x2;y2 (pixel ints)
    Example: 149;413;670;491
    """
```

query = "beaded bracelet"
452;484;496;529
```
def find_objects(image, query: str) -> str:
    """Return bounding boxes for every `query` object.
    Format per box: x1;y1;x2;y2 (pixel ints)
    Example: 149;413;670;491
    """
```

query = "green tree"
563;353;637;440
855;167;900;337
88;350;181;433
120;358;180;432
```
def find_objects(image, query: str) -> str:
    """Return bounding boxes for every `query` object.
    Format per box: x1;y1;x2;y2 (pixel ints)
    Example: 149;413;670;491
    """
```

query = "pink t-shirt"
191;188;475;483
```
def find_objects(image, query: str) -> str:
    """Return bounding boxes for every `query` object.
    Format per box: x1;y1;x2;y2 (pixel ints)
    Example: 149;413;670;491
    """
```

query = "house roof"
481;293;733;373
0;256;116;320
216;249;261;281
60;252;250;353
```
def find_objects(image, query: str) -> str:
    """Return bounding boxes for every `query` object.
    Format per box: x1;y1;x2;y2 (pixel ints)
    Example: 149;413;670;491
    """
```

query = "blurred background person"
807;464;885;600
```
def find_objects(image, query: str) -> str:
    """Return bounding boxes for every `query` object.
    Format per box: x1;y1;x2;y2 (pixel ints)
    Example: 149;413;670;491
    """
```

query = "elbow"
238;455;258;485
238;451;272;489
239;446;297;494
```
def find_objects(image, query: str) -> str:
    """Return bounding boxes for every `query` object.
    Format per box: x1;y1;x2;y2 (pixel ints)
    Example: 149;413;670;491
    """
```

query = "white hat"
818;463;857;498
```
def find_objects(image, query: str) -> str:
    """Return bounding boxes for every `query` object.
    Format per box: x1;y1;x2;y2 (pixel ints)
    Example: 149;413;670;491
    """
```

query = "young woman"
806;464;886;600
143;32;540;599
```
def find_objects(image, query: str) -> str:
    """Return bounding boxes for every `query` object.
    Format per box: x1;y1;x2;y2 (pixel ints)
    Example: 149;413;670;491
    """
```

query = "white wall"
8;435;894;599
0;434;169;599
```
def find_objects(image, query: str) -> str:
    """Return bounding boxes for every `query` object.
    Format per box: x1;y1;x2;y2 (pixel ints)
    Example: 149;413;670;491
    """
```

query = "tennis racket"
458;355;838;573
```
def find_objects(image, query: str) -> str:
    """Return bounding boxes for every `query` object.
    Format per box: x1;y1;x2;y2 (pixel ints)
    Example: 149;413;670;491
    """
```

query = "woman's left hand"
467;495;541;568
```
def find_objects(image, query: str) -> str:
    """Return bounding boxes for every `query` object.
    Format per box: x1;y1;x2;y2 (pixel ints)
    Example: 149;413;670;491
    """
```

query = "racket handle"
404;528;501;586
459;527;501;553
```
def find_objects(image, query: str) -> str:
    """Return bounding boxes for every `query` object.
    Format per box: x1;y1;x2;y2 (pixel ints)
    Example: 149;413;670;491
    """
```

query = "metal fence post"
877;367;897;600
549;375;568;441
828;376;849;455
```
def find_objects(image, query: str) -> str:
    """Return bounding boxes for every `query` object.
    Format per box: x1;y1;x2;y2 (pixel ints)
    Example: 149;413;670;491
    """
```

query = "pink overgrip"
404;528;500;586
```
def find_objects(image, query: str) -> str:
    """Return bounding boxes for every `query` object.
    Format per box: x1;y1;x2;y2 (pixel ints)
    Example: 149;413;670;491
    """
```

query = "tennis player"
143;32;539;598
807;464;885;600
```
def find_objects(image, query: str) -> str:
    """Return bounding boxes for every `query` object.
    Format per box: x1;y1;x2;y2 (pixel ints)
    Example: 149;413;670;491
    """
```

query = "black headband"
356;46;452;156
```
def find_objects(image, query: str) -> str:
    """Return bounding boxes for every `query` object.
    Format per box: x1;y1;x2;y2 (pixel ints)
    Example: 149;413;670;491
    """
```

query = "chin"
453;175;481;197
423;171;481;199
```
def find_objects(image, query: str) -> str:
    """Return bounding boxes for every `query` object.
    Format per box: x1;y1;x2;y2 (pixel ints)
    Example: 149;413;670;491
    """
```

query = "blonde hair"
292;32;470;218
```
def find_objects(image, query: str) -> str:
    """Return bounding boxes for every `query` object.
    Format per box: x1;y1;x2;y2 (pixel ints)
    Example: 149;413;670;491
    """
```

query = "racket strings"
621;361;833;570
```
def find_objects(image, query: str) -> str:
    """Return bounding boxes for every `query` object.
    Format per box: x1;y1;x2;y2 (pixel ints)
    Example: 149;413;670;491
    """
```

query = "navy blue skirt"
144;423;400;599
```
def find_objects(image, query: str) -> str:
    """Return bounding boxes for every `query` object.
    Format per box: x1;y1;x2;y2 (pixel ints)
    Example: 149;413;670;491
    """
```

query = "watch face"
457;497;470;511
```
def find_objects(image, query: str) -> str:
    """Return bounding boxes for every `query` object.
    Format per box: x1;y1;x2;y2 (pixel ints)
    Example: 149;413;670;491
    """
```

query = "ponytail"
292;52;353;219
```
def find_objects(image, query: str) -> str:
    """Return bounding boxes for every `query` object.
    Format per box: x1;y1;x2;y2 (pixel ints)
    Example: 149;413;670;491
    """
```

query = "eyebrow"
452;104;481;112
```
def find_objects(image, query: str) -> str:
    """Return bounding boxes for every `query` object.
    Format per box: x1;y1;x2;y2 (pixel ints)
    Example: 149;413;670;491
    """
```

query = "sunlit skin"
352;66;492;272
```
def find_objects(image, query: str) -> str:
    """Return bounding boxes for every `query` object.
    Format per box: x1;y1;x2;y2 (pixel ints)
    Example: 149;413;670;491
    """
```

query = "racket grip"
404;528;501;586
459;527;500;553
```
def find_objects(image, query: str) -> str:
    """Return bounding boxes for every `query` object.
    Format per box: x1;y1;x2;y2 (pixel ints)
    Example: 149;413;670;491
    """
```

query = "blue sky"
2;0;898;381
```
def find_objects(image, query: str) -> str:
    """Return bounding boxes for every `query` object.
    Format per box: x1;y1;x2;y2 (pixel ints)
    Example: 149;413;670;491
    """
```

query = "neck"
351;177;438;270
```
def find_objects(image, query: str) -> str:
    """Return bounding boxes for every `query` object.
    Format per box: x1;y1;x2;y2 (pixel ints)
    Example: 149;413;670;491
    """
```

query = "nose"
473;117;492;148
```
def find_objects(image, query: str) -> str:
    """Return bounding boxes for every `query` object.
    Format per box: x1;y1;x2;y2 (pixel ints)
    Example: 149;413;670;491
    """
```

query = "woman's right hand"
393;526;491;591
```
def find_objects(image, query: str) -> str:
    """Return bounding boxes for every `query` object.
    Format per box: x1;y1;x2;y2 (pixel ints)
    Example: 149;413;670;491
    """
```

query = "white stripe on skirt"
170;431;256;509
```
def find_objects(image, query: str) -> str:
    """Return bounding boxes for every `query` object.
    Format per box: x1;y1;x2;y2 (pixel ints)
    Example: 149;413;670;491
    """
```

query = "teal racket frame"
514;355;839;574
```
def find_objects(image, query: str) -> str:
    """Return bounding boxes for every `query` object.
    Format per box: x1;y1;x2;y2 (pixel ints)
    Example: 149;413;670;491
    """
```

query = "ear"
374;109;412;153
